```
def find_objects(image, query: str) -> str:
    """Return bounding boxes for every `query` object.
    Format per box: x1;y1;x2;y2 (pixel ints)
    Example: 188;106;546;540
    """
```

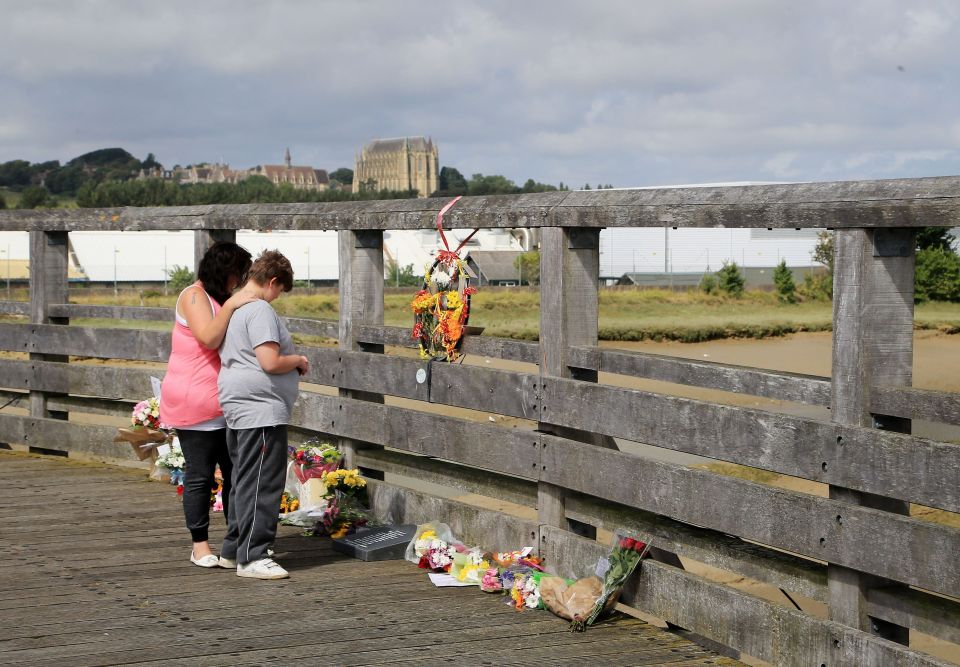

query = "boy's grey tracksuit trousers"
221;424;288;565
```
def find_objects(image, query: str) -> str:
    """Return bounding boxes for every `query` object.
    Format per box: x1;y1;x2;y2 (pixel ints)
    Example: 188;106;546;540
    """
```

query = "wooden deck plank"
0;451;740;666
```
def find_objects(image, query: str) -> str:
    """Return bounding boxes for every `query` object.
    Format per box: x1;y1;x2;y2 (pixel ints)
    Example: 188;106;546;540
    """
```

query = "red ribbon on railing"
435;196;478;265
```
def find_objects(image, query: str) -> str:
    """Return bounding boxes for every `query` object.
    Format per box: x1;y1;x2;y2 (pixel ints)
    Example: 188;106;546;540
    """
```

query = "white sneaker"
237;558;288;580
218;556;236;569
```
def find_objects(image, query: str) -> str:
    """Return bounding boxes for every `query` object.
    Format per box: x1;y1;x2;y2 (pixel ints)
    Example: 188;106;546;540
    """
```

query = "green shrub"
514;251;540;285
716;261;745;298
773;259;797;303
699;272;718;295
799;271;833;301
916;248;960;302
167;265;195;293
18;185;51;209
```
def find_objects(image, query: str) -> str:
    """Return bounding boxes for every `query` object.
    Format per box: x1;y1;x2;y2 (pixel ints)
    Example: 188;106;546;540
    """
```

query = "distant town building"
465;250;526;286
175;163;244;185
248;148;329;191
353;137;438;198
138;148;329;192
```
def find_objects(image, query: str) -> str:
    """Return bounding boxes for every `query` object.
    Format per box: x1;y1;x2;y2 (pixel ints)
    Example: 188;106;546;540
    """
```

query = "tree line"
75;177;419;208
2;149;580;208
698;227;960;303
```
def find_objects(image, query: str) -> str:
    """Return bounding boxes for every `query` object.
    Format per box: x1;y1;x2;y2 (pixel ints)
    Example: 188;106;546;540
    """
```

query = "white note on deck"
428;573;474;587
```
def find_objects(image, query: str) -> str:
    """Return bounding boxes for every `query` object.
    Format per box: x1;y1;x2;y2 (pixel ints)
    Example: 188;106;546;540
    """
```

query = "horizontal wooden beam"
2;176;959;231
872;384;960;426
365;479;539;552
541;435;960;598
571;345;832;405
47;304;172;321
293;391;539;480
41;307;342;344
574;346;960;426
541;377;960;512
48;395;133;418
0;300;29;317
356;448;538;507
429;361;540;420
866;586;960;646
540;527;951;666
357;324;540;364
0;413;137;461
0;323;170;361
0;359;160;398
284;317;339;339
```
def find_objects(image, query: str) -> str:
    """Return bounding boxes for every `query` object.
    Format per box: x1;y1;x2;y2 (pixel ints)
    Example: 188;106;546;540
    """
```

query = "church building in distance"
353;136;438;198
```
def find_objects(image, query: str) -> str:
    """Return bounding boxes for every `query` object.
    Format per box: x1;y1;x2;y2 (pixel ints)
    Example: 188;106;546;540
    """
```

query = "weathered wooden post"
829;227;914;644
337;229;384;470
28;230;69;441
538;227;602;535
193;230;236;273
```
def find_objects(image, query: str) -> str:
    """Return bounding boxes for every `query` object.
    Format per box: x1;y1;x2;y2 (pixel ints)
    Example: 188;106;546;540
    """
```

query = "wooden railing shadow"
1;179;959;665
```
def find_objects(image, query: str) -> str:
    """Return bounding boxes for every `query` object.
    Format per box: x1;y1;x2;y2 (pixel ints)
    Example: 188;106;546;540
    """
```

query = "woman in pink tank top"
160;242;255;569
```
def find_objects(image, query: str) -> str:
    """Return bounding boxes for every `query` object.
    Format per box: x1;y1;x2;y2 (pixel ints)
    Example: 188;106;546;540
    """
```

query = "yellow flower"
445;290;462;310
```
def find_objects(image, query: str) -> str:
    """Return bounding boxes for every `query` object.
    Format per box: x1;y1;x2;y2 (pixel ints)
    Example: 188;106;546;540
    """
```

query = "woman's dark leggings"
177;428;233;543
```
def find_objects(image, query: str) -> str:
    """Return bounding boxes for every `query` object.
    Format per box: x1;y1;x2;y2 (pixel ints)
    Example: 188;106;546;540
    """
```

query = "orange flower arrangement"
411;197;479;362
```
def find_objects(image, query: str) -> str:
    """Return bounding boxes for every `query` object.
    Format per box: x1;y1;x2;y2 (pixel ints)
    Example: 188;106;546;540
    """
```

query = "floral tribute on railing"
411;196;481;362
404;522;650;631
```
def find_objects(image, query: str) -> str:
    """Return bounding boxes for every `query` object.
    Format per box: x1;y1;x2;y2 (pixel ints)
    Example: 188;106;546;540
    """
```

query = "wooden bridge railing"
1;177;959;666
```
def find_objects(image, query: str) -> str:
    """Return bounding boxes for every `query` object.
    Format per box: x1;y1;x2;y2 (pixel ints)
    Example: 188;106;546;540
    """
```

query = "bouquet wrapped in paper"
114;396;171;460
542;531;651;631
405;522;467;572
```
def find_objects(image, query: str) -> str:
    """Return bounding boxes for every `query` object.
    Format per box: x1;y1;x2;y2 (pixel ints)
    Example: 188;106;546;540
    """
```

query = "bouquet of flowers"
507;571;544;610
114;396;171;460
132;397;162;430
154;439;186;491
406;523;467;572
289;440;341;483
478;549;544;604
316;468;369;539
414;529;458;571
569;533;651;631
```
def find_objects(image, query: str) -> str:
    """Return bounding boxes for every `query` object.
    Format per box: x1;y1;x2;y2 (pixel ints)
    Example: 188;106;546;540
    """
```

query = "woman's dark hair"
197;242;253;305
248;249;294;292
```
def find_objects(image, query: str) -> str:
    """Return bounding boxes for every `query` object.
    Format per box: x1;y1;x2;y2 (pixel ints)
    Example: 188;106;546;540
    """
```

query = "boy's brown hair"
248;250;294;292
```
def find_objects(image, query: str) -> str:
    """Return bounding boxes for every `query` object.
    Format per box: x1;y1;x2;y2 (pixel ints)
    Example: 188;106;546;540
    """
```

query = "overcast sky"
1;0;958;188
